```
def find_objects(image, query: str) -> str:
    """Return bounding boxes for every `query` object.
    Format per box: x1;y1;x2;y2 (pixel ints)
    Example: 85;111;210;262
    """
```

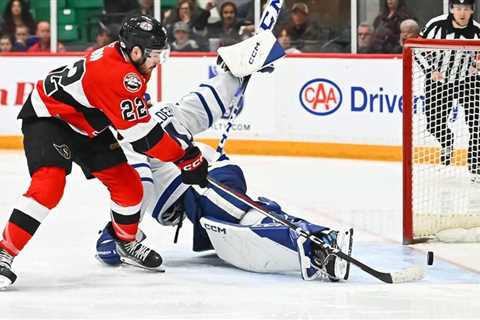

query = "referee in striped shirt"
419;0;480;179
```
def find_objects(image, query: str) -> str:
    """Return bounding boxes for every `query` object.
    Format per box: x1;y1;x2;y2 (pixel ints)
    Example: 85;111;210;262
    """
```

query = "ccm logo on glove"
179;156;204;171
175;146;208;187
249;42;260;64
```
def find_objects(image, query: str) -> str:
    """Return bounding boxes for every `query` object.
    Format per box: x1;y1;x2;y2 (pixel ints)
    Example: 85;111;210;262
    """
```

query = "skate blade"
120;258;165;273
0;277;13;290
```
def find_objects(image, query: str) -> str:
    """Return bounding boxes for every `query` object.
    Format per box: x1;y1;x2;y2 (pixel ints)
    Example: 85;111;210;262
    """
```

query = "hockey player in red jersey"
0;15;208;289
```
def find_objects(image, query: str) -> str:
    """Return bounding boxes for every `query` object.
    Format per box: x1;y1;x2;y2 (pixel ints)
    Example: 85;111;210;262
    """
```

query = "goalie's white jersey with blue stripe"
121;71;241;218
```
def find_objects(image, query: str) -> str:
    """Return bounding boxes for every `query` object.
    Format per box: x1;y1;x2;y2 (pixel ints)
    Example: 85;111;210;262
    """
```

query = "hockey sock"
93;163;143;242
0;167;66;256
110;209;140;242
0;197;49;256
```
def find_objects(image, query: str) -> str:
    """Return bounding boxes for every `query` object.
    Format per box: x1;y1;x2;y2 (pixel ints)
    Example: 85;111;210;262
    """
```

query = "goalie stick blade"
388;266;425;283
335;250;425;284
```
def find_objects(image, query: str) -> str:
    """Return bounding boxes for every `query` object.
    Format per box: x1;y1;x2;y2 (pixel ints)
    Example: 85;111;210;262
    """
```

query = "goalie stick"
206;176;425;284
215;0;283;157
215;74;251;157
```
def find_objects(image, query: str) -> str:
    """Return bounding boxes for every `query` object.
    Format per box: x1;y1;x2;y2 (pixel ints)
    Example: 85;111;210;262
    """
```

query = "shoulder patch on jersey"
123;72;142;93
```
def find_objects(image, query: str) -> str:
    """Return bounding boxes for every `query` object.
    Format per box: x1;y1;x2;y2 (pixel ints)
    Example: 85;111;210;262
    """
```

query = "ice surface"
0;151;479;319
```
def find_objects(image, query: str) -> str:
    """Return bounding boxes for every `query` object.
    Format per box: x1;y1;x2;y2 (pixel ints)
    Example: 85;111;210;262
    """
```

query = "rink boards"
0;52;407;160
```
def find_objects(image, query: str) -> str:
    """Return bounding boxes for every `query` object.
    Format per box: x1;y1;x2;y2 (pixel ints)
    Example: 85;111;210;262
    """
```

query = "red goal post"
403;38;480;244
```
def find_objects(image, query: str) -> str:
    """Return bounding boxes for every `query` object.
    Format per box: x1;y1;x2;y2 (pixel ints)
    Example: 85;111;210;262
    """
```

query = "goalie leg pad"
200;209;335;276
217;30;285;78
200;216;299;273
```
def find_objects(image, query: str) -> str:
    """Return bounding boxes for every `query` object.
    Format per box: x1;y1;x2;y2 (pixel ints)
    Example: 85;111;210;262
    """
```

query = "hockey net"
403;39;480;244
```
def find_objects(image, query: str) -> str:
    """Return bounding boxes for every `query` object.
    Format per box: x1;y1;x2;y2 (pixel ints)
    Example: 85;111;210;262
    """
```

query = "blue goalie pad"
251;196;338;280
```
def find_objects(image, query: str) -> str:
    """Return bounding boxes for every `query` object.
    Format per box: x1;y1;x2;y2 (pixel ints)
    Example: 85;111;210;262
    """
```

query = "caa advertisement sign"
299;78;343;116
299;77;427;118
271;57;406;145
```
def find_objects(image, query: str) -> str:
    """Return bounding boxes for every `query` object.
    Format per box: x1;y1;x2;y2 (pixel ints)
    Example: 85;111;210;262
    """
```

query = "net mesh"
410;46;480;240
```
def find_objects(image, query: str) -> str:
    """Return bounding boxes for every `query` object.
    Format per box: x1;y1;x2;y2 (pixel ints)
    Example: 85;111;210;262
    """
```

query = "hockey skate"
311;228;354;281
96;222;163;272
297;228;353;281
0;248;17;289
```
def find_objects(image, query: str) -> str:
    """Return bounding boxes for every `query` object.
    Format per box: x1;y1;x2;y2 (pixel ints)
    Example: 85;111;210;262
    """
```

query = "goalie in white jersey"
95;35;353;281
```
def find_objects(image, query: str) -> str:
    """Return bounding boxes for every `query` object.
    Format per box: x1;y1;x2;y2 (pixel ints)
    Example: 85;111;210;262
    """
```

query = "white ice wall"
0;54;406;147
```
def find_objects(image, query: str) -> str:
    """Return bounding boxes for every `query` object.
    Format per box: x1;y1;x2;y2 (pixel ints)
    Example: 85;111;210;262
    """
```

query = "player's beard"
138;64;155;77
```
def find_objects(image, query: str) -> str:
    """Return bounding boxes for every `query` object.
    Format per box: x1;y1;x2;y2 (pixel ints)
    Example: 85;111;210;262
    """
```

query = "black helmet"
450;0;475;8
119;15;168;55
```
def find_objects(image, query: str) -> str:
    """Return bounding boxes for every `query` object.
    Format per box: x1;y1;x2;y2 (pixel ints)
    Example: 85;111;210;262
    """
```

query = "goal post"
403;38;480;244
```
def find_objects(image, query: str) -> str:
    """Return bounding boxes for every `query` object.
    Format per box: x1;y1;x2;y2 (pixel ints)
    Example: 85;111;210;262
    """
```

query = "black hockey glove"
175;146;208;187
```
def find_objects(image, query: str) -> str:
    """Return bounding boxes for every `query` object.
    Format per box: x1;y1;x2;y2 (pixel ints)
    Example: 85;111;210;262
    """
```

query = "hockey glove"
175;146;208;187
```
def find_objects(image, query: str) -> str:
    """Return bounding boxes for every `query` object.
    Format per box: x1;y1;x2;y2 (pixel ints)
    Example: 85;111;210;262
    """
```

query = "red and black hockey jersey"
18;42;185;162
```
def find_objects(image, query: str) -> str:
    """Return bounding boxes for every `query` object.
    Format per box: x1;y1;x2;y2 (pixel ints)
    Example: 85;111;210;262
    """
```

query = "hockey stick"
207;176;425;284
215;0;283;158
215;75;251;157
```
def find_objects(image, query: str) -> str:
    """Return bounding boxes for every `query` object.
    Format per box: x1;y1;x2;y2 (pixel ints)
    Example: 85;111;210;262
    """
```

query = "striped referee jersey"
416;14;480;82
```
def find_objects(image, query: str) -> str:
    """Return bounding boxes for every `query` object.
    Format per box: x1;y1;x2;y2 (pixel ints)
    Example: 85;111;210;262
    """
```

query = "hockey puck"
427;251;434;265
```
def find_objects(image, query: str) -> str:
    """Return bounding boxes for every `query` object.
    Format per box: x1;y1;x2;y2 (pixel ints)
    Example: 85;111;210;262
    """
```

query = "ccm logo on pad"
204;224;226;234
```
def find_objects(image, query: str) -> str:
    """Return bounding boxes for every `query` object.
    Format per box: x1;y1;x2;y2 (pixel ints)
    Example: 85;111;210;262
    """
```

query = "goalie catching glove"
175;146;208;187
217;30;284;78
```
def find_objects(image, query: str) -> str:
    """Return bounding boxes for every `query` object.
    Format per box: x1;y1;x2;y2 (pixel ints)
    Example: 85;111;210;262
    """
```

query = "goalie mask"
119;15;170;65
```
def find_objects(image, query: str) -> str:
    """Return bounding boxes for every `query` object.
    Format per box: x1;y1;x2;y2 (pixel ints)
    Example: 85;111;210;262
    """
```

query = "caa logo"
299;78;342;116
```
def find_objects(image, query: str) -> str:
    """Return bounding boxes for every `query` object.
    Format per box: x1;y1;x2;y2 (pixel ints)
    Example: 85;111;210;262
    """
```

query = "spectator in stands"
128;0;154;17
207;1;243;47
12;24;29;51
278;27;301;54
370;0;415;53
171;21;202;52
86;22;120;52
357;22;373;53
0;0;35;36
397;19;420;50
28;21;65;52
164;0;211;42
0;33;13;52
281;2;324;52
